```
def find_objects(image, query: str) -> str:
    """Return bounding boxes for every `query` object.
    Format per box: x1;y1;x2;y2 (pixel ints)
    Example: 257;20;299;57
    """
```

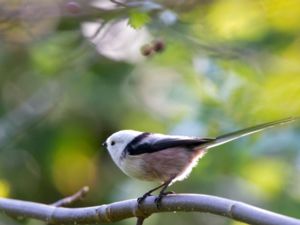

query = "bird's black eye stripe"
111;141;115;146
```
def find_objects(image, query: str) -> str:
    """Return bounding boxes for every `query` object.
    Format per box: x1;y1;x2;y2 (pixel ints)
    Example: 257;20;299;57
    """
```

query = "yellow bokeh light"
260;0;300;32
207;0;266;40
252;74;300;120
0;180;10;197
241;158;287;197
51;131;97;195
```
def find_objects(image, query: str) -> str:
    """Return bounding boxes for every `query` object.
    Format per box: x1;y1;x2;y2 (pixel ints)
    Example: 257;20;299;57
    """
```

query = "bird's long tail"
202;117;299;149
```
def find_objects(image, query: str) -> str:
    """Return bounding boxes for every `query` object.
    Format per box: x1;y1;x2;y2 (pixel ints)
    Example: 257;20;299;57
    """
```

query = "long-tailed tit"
102;117;298;207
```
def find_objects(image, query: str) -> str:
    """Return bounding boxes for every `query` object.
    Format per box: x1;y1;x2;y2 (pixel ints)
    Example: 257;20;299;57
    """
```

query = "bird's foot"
154;191;175;209
137;192;153;206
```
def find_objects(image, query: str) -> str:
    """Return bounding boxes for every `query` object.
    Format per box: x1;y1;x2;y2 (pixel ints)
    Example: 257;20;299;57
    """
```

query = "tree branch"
0;194;299;225
51;186;90;207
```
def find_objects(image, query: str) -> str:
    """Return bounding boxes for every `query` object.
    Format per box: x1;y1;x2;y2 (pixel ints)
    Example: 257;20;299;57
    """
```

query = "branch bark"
0;194;299;225
51;186;90;207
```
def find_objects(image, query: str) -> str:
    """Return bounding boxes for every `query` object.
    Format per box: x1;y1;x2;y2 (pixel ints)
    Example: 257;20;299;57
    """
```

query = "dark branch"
136;217;146;225
0;194;299;225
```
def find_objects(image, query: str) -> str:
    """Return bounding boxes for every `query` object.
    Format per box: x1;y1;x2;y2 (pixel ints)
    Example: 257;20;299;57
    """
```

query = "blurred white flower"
82;19;152;62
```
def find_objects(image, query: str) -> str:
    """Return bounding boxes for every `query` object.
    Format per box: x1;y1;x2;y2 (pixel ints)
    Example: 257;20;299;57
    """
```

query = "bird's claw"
154;191;175;209
154;196;163;209
137;193;152;206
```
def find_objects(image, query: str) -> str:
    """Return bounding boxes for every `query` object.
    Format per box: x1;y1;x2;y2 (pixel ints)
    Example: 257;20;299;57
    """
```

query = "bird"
102;117;298;207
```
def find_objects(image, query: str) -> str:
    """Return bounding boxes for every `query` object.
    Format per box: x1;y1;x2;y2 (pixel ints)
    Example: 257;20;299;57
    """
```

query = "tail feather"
201;117;299;149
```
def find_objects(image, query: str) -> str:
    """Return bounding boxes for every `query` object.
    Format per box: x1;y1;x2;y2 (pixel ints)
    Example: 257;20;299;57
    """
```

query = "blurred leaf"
128;9;151;29
30;34;78;75
260;0;300;32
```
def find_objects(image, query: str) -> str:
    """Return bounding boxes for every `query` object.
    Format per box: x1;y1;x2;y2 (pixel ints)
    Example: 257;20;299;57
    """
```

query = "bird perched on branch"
102;117;298;208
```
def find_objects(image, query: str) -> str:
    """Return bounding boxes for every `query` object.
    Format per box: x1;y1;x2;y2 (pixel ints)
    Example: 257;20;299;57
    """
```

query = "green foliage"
128;9;151;29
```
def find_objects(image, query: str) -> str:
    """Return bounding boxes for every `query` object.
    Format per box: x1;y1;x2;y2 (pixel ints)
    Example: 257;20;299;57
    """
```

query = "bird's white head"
103;130;143;166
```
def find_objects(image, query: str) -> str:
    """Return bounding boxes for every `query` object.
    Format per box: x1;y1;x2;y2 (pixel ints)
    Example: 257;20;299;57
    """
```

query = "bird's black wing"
125;117;299;155
126;132;214;155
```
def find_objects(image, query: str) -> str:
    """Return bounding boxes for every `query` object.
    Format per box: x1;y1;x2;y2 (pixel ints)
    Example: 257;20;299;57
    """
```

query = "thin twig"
136;217;145;225
110;0;128;8
51;186;90;207
0;194;299;225
89;20;107;40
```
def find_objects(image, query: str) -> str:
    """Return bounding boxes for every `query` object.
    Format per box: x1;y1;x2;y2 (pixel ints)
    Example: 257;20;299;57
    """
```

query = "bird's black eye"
111;141;115;146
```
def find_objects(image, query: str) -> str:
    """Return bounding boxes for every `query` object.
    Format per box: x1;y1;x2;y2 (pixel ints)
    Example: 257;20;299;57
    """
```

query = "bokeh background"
0;0;300;224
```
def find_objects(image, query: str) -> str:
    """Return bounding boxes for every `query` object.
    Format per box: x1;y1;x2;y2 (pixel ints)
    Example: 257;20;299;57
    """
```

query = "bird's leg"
137;182;166;205
154;177;175;209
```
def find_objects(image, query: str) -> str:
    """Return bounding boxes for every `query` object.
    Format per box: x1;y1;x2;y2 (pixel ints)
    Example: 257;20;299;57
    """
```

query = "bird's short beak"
102;141;107;148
